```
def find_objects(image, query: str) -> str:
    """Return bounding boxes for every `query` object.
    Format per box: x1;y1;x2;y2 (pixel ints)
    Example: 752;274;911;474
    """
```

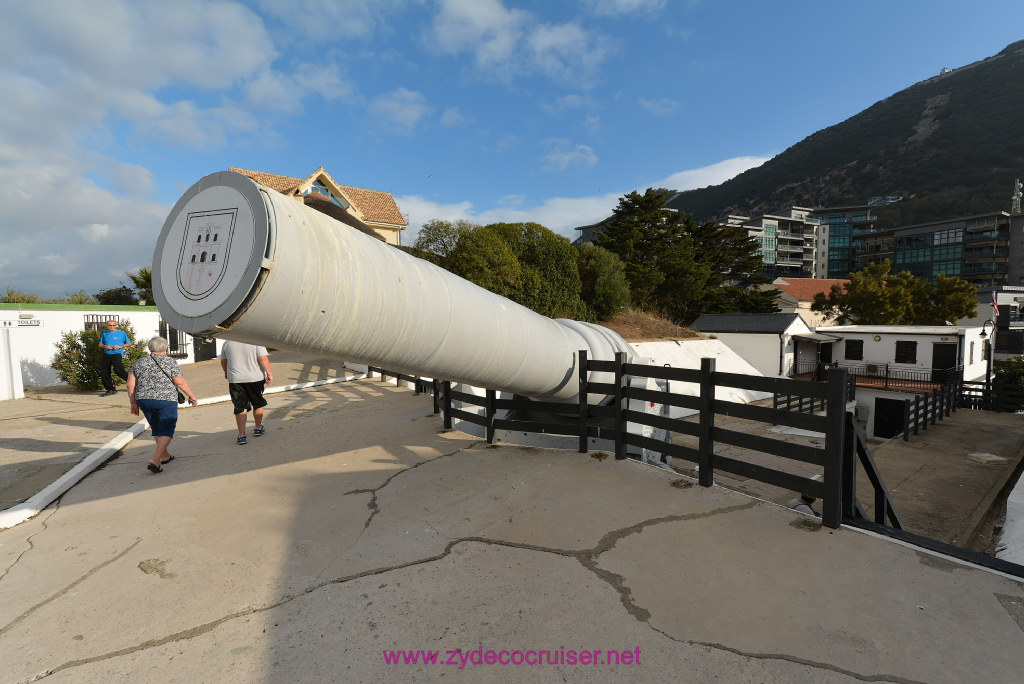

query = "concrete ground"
668;401;1024;549
1;354;1024;682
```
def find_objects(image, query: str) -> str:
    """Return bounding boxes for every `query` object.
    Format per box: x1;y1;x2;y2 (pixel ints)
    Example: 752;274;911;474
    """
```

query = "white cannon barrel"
152;171;631;402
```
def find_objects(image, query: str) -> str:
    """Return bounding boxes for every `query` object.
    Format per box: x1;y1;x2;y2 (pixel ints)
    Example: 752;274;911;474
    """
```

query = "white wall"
0;305;199;391
706;333;782;377
821;326;988;382
0;326;25;400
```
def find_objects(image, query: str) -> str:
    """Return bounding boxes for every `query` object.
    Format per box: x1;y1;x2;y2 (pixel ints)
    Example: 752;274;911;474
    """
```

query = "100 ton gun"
152;171;634;404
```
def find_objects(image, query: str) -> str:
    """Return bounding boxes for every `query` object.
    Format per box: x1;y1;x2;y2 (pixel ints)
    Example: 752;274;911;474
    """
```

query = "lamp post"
979;319;996;394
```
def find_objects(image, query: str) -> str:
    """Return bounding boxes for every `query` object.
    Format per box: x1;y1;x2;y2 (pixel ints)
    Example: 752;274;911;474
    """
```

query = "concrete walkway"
1;355;1024;682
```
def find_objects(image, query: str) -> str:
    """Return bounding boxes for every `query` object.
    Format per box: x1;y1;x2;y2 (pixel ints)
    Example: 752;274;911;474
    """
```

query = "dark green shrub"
994;355;1024;385
51;321;147;390
576;242;631;321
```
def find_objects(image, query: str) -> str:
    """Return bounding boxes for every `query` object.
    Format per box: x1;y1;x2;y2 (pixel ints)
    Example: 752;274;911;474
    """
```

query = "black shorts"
228;381;268;414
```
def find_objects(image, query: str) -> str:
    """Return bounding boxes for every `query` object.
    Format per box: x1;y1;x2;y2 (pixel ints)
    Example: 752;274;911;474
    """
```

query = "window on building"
84;314;116;332
895;341;917;364
845;339;864;361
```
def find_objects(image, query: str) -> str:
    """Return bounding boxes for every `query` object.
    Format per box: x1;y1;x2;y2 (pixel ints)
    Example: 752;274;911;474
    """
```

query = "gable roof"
774;277;849;301
690;313;803;334
229;167;406;228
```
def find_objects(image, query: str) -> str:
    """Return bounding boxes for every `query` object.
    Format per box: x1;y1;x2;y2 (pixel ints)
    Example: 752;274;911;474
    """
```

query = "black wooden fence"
960;380;1024;413
368;356;900;532
901;379;961;441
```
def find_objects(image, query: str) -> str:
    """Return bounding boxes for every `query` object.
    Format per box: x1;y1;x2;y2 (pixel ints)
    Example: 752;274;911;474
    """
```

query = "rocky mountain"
665;40;1024;227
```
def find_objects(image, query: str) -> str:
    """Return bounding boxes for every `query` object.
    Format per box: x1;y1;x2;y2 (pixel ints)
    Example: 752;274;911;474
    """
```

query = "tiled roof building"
230;166;407;245
770;277;850;328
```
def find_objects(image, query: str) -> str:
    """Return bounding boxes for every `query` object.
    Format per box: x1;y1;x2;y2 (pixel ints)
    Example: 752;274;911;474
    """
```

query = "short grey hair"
148;336;169;353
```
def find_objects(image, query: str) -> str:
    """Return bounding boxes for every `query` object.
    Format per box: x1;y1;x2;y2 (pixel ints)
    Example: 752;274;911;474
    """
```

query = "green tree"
94;284;139;305
994;356;1024;385
812;260;977;324
485;222;585;319
50;321;147;390
926;274;980;324
1;288;41;303
576;242;631;320
598;188;770;323
59;290;99;305
412;219;477;271
446;227;522;300
126;266;153;304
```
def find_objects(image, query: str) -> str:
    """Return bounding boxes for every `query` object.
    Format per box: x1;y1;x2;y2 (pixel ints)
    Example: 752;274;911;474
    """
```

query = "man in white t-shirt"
220;341;273;445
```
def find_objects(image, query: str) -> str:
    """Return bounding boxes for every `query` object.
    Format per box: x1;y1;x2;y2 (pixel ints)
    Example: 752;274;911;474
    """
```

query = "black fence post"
431;379;439;415
442;380;452;429
841;413;857;519
485;389;496;444
697;357;716;487
823;366;848;529
922;393;929;431
903;399;910;441
578;350;589;453
614;351;627;460
917;393;925;436
931;389;939;424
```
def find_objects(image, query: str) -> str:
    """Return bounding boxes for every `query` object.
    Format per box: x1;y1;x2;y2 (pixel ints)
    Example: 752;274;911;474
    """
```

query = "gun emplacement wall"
152;171;632;403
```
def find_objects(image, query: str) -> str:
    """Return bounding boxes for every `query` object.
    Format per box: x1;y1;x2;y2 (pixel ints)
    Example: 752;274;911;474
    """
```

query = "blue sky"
1;0;1021;298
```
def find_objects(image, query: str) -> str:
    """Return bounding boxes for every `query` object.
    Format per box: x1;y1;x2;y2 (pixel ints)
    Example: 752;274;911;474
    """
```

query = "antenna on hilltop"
1013;178;1022;215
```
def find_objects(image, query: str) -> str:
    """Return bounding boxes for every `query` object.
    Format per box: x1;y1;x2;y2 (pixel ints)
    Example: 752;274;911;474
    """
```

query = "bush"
576;242;631;321
50;321;147;390
994;355;1024;385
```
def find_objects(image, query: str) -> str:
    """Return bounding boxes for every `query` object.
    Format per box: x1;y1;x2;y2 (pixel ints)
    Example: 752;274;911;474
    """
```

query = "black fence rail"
901;380;961;441
960;380;1024;413
378;353;885;531
845;415;902;529
794;361;962;390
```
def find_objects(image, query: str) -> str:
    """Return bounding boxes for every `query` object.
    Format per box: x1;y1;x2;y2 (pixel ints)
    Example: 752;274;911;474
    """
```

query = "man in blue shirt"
98;319;132;396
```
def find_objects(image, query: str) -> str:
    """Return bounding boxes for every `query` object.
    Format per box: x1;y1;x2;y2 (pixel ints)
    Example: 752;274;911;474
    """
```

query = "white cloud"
441;106;467;127
639;97;680;115
78;223;112;244
252;0;404;43
542;94;599;114
369;88;432;135
585;0;668;16
526;23;613;83
653;156;769;191
542;139;599;171
429;0;613;85
0;155;170;296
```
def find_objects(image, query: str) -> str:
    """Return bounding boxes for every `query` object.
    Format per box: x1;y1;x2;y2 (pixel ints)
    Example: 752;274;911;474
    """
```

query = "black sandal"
147;463;163;473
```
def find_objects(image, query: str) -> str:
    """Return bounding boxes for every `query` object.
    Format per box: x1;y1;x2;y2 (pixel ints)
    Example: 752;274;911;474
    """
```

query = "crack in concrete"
661;633;927;684
341;439;484;532
1;538;142;637
0;505;60;582
23;502;911;683
24;501;754;680
306;440;483;588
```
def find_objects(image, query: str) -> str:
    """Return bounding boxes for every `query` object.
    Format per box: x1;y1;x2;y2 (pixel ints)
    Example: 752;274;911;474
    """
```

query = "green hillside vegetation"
666;40;1024;226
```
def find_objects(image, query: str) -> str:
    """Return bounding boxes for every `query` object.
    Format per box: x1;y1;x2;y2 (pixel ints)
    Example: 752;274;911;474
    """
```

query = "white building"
0;304;217;399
